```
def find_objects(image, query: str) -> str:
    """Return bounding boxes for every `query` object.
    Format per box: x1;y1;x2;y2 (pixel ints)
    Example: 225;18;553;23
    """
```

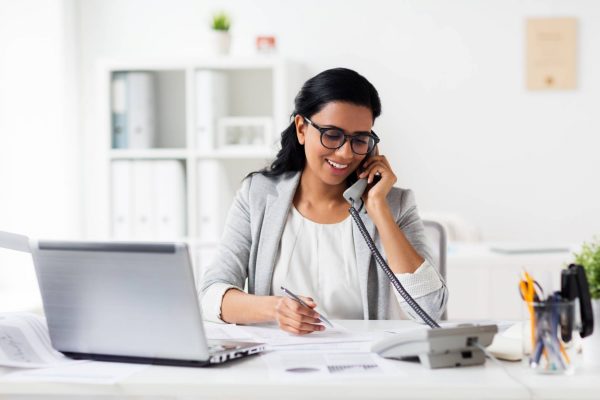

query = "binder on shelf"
197;160;228;242
111;161;132;238
195;70;228;151
127;72;157;149
111;72;157;149
111;73;128;149
154;160;186;239
132;161;156;239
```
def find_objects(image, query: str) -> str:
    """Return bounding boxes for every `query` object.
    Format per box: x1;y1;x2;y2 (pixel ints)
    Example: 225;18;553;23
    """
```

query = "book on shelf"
195;70;228;151
111;72;157;149
111;160;186;240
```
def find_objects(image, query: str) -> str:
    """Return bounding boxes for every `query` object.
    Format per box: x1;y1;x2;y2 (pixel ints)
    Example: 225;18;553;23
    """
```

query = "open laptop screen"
31;241;210;362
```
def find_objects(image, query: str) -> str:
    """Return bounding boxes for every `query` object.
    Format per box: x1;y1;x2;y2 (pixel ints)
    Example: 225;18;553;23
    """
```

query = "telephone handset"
343;157;498;368
344;146;381;212
342;178;440;328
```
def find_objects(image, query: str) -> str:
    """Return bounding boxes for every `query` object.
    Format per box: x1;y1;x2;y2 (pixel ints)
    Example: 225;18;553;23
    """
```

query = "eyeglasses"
303;116;380;155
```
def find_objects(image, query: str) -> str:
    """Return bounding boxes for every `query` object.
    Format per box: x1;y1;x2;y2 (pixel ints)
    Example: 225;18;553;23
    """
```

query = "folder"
127;72;157;149
111;161;132;238
197;160;227;242
111;73;128;148
154;160;186;239
132;161;156;239
195;70;228;151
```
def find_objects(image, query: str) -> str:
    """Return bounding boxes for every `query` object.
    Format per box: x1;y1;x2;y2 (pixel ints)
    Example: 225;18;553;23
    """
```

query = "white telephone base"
372;324;498;369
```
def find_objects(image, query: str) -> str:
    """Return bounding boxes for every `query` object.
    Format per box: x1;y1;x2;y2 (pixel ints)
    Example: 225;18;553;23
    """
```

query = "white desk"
0;320;598;399
446;244;574;320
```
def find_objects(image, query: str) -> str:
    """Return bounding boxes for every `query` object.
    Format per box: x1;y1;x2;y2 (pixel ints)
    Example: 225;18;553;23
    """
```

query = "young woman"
200;68;447;334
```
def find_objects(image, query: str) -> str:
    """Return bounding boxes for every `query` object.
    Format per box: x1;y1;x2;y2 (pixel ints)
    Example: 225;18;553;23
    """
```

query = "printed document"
263;351;402;380
233;323;380;347
0;313;79;368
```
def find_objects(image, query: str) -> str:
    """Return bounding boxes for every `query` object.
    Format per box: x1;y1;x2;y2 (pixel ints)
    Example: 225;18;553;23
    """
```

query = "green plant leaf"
211;12;230;31
573;236;600;299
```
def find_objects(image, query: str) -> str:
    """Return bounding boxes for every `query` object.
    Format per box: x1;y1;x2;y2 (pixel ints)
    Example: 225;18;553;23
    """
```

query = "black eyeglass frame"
302;116;380;155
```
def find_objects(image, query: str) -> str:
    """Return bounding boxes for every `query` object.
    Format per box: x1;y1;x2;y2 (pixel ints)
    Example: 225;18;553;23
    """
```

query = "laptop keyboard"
208;342;241;353
208;344;225;352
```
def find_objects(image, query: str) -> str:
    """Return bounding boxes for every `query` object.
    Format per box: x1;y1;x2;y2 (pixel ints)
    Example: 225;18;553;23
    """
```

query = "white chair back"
422;220;447;320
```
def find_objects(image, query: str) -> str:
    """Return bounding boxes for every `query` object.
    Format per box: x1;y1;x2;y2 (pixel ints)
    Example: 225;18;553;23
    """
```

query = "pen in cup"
280;286;333;328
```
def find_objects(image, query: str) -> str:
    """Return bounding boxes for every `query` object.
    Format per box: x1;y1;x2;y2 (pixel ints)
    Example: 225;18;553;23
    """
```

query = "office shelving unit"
99;57;304;275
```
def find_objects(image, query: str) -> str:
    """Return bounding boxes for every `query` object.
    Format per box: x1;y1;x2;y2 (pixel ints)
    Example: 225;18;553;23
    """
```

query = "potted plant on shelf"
573;236;600;366
210;11;231;55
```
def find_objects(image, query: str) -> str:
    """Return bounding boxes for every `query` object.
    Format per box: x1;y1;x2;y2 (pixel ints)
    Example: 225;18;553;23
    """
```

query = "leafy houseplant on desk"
210;11;231;55
573;237;600;366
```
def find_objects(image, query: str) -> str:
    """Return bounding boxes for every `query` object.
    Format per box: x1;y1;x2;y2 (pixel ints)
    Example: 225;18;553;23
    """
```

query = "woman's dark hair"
249;68;381;183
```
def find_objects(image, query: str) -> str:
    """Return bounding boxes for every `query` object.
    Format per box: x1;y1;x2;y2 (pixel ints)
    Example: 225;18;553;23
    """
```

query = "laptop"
29;239;265;367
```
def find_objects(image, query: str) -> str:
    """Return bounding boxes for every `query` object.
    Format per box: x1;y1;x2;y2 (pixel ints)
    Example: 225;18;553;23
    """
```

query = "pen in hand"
280;286;333;328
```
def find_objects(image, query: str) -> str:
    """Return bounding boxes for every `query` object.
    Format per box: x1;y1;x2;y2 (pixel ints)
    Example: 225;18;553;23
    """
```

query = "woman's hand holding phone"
357;151;397;214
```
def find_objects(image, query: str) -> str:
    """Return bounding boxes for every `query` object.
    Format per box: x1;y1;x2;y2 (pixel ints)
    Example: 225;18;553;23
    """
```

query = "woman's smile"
325;158;350;175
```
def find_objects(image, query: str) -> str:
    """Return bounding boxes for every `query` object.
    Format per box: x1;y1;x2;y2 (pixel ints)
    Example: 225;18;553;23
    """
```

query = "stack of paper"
0;313;80;368
0;313;146;384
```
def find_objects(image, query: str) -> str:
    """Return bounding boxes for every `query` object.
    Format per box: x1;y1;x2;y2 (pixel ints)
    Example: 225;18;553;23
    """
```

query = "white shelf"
110;149;189;160
196;147;276;159
100;57;305;277
100;56;287;72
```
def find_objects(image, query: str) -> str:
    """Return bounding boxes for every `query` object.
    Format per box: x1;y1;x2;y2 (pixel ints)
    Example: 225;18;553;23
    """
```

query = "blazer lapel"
254;172;301;295
351;208;379;319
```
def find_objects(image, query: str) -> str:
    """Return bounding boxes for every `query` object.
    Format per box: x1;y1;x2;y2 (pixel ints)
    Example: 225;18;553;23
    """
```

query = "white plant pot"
210;30;231;55
582;298;600;367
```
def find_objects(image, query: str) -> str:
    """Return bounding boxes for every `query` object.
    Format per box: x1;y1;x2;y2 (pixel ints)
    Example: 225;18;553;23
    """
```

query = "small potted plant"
210;11;231;55
573;236;600;366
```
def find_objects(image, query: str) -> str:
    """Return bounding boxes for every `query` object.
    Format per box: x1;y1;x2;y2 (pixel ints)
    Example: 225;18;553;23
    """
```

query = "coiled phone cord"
348;205;441;329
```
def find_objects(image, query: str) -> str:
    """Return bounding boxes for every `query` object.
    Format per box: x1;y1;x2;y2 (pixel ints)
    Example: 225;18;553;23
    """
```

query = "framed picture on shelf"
216;117;273;150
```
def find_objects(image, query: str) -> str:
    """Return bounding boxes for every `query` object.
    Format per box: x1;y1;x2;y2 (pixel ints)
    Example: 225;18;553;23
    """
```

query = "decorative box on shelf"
217;116;273;150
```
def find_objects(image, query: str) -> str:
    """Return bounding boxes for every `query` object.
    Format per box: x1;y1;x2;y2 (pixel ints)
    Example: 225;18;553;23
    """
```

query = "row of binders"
111;159;232;242
111;70;229;150
111;160;186;240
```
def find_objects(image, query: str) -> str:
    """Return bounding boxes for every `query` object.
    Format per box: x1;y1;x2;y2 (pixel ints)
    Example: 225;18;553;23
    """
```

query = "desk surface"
0;320;598;400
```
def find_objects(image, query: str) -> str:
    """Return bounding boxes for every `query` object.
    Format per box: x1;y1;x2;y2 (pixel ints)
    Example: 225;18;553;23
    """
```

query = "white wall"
0;0;81;310
80;0;600;244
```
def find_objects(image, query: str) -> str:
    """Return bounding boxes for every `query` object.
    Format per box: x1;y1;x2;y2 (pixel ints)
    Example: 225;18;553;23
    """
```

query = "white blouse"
270;206;363;320
201;205;445;323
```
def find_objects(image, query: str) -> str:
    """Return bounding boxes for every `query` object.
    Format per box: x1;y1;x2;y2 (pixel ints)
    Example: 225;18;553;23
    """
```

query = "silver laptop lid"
30;240;210;362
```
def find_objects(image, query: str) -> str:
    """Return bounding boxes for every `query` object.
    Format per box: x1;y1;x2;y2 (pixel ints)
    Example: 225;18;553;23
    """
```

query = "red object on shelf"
256;35;276;53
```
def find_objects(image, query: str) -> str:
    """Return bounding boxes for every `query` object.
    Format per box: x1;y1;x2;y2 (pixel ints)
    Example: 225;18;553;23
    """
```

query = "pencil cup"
522;300;578;374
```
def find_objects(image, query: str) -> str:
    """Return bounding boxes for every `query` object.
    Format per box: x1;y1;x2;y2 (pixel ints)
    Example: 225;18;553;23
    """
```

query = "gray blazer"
200;171;448;321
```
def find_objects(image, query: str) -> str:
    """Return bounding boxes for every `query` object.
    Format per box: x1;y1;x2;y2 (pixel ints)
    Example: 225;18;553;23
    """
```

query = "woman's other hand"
274;295;325;335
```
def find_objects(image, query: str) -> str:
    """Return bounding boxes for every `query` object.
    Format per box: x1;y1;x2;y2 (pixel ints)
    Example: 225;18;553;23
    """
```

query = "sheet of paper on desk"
0;313;81;368
203;322;255;341
264;351;401;380
1;361;146;384
236;323;379;347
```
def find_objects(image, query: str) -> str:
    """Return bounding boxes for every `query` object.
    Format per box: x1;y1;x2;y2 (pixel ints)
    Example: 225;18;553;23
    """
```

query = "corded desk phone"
371;325;498;368
343;177;498;369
